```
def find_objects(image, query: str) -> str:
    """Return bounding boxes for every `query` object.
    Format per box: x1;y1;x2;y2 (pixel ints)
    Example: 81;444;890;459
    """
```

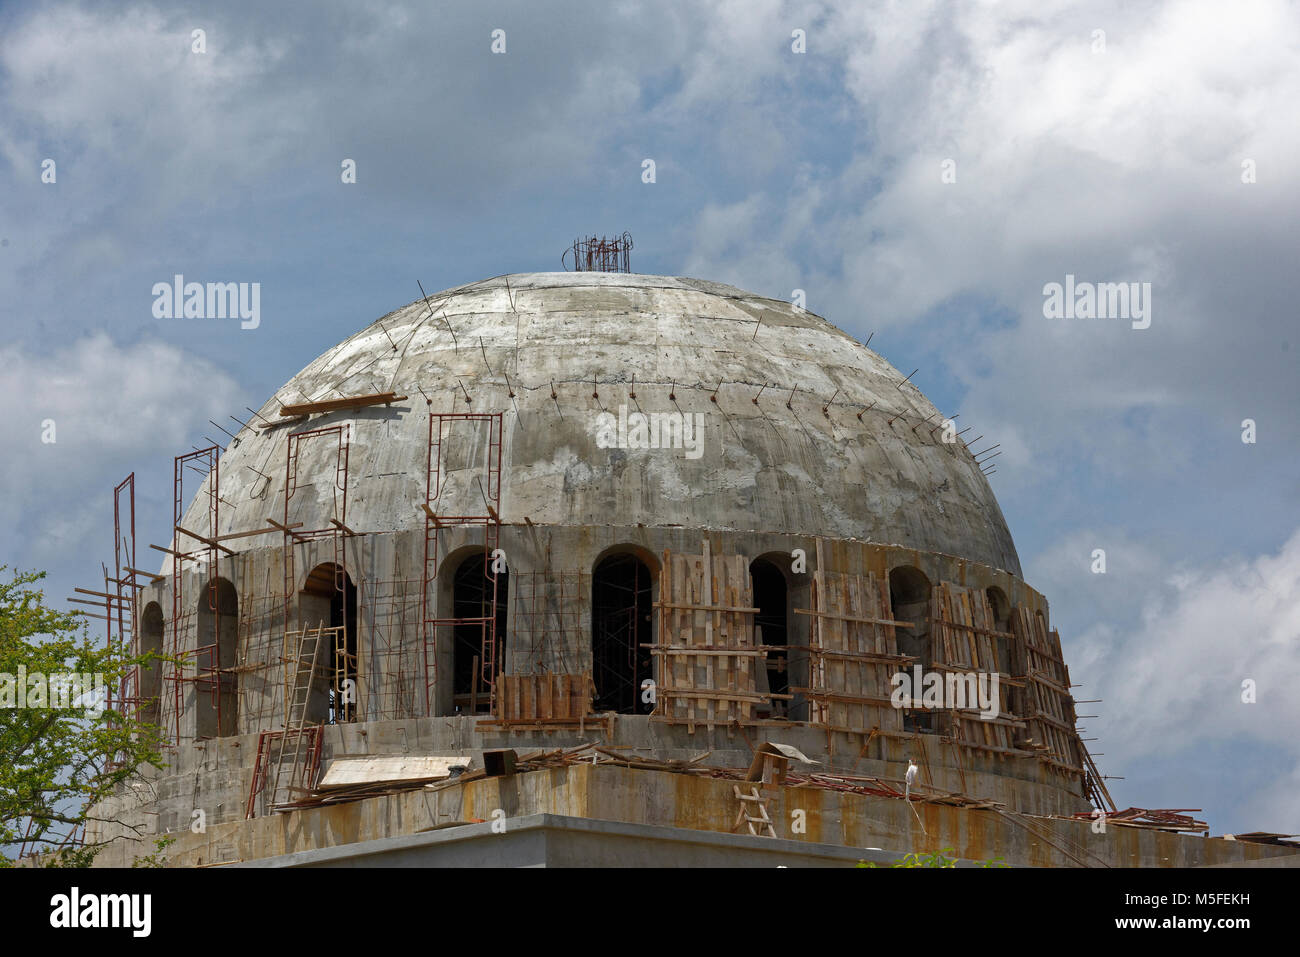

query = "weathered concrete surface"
130;526;1047;742
89;764;1292;869
86;710;1094;861
91;272;1161;869
241;814;918;868
172;273;1020;577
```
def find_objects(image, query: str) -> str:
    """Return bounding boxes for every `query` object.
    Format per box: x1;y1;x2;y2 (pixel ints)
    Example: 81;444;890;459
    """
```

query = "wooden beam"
70;610;113;622
329;518;359;536
641;645;765;657
216;524;301;542
149;543;197;561
103;575;145;588
266;518;310;541
794;608;913;628
277;392;407;418
664;690;793;702
419;504;445;527
653;601;760;614
73;586;131;601
259;414;307;432
125;566;166;583
174;525;236;556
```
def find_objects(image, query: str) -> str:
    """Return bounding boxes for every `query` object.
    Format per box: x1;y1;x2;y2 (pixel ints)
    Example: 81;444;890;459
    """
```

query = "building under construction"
81;257;1296;867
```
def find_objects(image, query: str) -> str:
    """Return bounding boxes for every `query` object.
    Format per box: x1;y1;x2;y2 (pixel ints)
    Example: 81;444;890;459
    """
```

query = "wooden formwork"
493;672;595;725
927;581;1027;757
1009;606;1084;777
798;540;909;736
651;541;774;730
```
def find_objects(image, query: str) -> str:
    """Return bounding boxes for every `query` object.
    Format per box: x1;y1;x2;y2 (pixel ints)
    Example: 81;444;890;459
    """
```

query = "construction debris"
318;755;470;790
1063;807;1208;833
1222;832;1300;847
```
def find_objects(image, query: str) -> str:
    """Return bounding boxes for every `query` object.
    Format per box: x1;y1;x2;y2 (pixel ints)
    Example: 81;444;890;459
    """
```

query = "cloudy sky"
1;0;1297;835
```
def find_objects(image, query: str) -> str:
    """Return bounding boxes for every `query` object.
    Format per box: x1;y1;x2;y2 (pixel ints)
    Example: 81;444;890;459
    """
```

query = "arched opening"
591;552;653;715
889;565;931;732
450;552;509;715
300;563;358;724
750;557;790;717
196;578;238;738
139;601;164;726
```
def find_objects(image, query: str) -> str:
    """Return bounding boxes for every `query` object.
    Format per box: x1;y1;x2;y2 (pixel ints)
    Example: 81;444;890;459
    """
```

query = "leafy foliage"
130;835;176;868
857;846;1007;867
1;567;168;866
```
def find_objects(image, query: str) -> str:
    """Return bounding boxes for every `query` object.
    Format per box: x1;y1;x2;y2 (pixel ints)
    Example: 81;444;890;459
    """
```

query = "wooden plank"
149;543;198;560
655;601;761;613
795;608;913;628
72;587;131;601
665;689;791;702
124;566;166;583
215;524;302;542
318;755;468;789
278;392;406;417
645;645;766;656
174;524;236;556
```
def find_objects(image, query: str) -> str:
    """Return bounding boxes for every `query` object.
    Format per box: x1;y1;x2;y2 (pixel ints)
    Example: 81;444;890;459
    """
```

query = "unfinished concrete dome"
86;270;1289;868
180;273;1020;576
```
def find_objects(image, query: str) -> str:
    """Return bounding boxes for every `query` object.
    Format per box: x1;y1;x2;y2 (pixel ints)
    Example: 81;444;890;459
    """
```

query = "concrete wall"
171;274;1022;576
132;526;1049;741
95;521;1086;867
101;272;1104;866
88;764;1292;869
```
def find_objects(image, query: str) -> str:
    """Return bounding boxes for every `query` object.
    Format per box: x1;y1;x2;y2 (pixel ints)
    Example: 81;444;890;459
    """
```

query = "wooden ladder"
733;784;778;838
266;622;325;811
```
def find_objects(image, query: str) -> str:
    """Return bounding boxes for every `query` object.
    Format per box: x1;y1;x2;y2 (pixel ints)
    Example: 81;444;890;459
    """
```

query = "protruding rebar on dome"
562;232;633;272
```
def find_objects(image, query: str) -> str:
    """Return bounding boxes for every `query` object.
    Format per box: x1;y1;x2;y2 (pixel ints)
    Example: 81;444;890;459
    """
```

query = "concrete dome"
182;273;1020;576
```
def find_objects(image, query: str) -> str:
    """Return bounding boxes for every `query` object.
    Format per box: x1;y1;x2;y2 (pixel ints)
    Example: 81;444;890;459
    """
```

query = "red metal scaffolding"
420;411;503;716
280;424;353;723
112;474;138;725
562;232;633;273
63;474;141;776
166;446;221;746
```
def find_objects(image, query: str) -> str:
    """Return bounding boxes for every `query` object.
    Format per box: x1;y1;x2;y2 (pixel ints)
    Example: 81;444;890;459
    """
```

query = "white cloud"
676;0;1300;479
0;333;245;567
1040;527;1300;830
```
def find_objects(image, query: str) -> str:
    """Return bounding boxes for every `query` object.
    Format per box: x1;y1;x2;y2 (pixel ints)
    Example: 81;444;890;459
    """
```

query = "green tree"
1;567;167;866
857;847;1007;867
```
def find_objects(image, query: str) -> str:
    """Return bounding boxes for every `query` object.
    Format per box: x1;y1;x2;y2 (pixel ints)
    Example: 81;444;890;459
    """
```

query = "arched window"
450;553;508;715
889;565;931;732
750;557;790;716
591;552;653;715
196;578;238;738
139;601;164;726
301;563;358;724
